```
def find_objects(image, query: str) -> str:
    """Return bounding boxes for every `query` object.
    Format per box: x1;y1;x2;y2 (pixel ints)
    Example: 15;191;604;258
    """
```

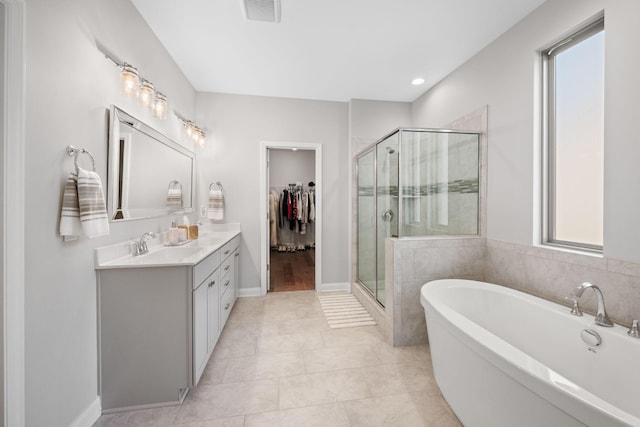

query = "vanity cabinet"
97;232;240;413
219;237;240;326
193;265;219;384
192;234;240;384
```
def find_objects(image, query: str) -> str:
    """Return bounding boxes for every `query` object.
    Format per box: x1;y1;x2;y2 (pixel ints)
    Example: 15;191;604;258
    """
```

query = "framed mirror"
107;106;195;221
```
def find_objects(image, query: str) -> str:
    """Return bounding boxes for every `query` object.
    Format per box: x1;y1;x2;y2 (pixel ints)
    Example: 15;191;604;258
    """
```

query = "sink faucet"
134;232;156;256
571;282;614;327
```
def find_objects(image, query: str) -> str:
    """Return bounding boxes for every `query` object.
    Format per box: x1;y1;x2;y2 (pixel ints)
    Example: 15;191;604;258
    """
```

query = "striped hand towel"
207;188;224;221
77;167;110;238
166;188;183;208
59;174;82;241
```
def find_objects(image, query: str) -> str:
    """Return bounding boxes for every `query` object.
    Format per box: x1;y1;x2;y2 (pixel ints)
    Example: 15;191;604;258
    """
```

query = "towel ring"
66;145;96;172
169;180;183;190
209;181;223;191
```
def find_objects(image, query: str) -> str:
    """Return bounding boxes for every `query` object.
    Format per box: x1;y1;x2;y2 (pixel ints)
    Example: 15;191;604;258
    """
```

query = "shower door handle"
381;209;394;222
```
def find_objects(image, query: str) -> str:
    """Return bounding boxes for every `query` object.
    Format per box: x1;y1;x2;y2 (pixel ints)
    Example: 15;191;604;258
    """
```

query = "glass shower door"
357;150;376;296
375;134;399;306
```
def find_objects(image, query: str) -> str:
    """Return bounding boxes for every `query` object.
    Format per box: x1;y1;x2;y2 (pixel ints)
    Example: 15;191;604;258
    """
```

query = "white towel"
59;174;82;241
167;188;183;208
77;167;110;238
207;188;224;221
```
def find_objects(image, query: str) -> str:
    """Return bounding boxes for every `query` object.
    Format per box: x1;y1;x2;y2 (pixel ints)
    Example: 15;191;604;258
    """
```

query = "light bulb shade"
152;92;168;119
198;131;205;146
186;122;194;137
138;79;155;108
120;63;139;96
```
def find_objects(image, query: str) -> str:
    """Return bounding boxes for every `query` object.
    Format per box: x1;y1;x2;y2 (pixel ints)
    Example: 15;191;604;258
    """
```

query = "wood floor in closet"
269;248;315;292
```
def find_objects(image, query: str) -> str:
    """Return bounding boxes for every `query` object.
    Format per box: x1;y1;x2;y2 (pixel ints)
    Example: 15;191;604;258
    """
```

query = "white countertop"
95;224;241;270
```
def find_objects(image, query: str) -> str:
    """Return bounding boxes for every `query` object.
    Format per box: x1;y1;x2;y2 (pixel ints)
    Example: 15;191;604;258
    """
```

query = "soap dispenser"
168;219;179;245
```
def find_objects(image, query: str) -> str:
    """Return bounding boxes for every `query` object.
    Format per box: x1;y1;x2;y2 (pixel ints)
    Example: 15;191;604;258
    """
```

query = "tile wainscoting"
486;240;640;328
363;237;640;347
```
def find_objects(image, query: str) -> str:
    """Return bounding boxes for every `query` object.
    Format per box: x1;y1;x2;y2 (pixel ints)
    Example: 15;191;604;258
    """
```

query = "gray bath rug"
317;292;376;328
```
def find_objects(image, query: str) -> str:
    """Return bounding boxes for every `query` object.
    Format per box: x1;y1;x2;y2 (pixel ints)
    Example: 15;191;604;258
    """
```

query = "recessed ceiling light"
411;77;425;86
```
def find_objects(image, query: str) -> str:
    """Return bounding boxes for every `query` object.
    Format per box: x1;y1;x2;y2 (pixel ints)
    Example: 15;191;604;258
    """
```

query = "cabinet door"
193;281;208;385
233;248;240;301
207;270;220;354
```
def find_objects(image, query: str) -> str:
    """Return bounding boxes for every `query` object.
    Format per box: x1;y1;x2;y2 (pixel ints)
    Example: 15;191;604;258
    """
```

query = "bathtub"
420;279;640;427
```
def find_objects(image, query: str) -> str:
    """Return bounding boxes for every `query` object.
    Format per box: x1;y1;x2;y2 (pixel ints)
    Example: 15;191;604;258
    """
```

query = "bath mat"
317;292;376;329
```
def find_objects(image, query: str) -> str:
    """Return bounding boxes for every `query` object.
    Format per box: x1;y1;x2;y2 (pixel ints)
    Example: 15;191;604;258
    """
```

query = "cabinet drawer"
220;235;240;260
220;281;234;326
220;274;232;298
193;250;220;289
220;256;233;279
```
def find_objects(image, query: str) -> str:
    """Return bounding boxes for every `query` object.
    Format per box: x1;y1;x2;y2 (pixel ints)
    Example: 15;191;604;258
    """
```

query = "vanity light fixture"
152;92;168;119
120;63;140;96
105;54;168;119
138;79;155;108
175;112;207;147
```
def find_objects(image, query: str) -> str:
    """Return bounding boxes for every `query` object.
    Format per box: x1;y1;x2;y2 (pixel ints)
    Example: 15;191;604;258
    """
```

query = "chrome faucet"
571;282;614;327
134;232;156;256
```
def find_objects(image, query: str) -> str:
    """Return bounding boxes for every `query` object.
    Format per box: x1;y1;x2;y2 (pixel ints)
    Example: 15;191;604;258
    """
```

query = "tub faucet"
134;232;156;256
571;282;614;327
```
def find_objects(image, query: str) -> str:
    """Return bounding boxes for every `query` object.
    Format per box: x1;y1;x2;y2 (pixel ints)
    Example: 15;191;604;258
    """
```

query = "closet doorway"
260;142;322;295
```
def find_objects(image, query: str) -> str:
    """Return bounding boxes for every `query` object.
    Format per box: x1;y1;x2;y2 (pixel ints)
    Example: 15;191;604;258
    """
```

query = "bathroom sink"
94;229;240;269
142;246;205;262
114;246;207;266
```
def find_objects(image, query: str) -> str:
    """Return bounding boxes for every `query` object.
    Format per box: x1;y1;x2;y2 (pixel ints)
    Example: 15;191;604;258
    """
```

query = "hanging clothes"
272;184;316;249
309;189;315;222
278;191;284;229
269;190;280;247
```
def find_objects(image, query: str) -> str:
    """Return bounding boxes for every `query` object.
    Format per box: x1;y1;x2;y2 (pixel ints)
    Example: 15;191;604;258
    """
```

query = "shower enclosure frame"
355;127;482;306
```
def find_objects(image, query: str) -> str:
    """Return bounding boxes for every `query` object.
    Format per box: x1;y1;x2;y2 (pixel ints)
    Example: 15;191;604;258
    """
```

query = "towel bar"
169;180;183;190
66;145;96;172
209;181;223;191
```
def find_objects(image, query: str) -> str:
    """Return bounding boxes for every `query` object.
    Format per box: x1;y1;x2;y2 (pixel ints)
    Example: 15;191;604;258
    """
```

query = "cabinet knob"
224;280;230;287
224;265;230;271
225;303;230;310
208;280;215;287
235;252;239;257
224;250;230;255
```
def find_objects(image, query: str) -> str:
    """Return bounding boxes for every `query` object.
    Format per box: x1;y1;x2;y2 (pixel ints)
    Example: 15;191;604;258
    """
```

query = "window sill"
538;242;603;258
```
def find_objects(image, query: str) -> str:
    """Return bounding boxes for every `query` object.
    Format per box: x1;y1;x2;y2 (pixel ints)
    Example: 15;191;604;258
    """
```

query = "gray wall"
0;2;5;424
411;0;640;266
405;0;640;332
269;148;316;187
349;99;412;156
196;92;349;289
24;0;197;425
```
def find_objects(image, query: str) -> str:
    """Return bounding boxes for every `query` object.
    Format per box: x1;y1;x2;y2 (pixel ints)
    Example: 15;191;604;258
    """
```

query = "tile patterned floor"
93;291;461;427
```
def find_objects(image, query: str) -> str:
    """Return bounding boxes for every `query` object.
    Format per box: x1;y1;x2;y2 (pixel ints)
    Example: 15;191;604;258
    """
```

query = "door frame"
259;141;322;295
3;0;26;426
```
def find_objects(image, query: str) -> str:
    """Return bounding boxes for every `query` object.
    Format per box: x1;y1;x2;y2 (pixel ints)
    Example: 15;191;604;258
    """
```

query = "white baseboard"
317;282;351;293
240;283;351;295
69;396;101;427
238;286;262;297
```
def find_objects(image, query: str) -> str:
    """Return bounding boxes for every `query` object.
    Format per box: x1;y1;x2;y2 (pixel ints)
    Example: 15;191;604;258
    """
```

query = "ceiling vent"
241;0;281;23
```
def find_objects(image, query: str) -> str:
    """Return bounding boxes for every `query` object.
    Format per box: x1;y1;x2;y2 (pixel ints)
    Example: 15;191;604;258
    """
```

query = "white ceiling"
131;0;546;102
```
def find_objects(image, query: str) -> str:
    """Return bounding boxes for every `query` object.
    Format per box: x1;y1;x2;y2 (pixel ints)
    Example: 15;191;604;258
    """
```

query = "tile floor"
93;291;461;427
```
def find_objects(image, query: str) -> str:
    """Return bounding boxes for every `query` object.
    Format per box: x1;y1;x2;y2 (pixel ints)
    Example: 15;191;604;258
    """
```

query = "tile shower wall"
385;238;640;347
388;237;486;346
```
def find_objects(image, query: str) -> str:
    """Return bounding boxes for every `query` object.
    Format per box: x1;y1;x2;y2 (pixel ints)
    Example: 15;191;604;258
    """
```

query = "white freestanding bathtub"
420;279;640;427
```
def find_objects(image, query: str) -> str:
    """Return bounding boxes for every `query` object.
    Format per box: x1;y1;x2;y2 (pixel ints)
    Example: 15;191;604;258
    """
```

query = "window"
543;17;604;251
